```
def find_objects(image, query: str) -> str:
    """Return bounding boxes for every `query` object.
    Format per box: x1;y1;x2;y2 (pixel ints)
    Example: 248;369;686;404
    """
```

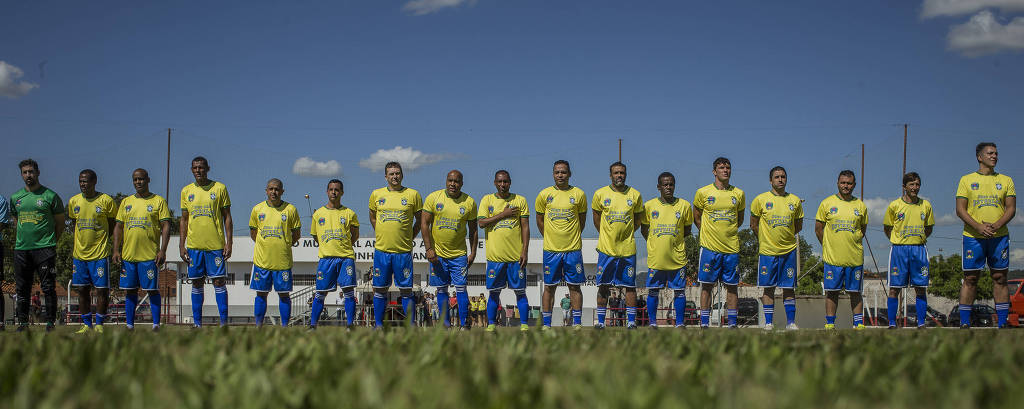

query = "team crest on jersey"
73;206;80;214
1002;249;1008;260
996;183;1003;190
188;194;195;202
920;213;926;221
95;206;102;214
786;268;794;278
436;203;444;212
626;199;633;207
966;250;973;259
788;203;795;211
488;269;496;279
214;257;222;267
760;266;768;275
459;207;466;215
766;202;774;210
259;213;266;221
896;213;905;221
377;198;386;205
147;269;155;279
126;205;133;212
675;211;681;219
401;198;408;206
346;266;353;276
318;217;326;226
651;210;660;219
569;197;576;204
147;205;154;212
281;214;287;221
971;183;979;190
603;198;612;207
853;209;861;216
339;216;347;225
14;199;20;207
546;195;554;203
921;267;928;276
97;267;105;277
829;207;838;214
210;193;216;200
403;268;411;278
36;199;44;207
731;197;737;205
707;197;716;205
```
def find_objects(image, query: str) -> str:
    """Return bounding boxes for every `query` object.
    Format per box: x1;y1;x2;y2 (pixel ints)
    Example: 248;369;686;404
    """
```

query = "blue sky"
2;0;1023;266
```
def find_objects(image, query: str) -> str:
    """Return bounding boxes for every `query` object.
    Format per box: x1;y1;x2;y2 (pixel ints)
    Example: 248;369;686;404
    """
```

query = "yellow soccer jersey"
478;193;530;262
423;190;478;259
884;198;934;245
310;205;359;259
249;201;301;271
693;184;745;254
368;187;422;253
592;186;644;257
956;172;1016;238
116;194;172;262
180;181;231;251
535;186;588;252
642;197;694;271
750;191;804;256
816;195;868;267
68;193;116;261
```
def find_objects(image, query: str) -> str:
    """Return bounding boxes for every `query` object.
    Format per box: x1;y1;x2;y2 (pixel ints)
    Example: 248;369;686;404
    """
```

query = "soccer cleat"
728;324;738;330
93;325;104;334
307;325;317;332
152;325;160;332
16;324;28;332
626;323;638;330
0;325;5;332
126;325;135;332
763;323;774;331
785;323;799;331
520;324;530;332
887;325;896;330
649;325;659;330
346;325;355;332
541;325;552;332
824;323;836;330
45;323;55;332
959;324;970;330
675;324;686;330
191;324;202;330
594;323;605;330
75;325;91;334
486;324;496;332
699;325;709;330
573;324;584;331
917;325;926;330
459;326;470;331
854;324;866;331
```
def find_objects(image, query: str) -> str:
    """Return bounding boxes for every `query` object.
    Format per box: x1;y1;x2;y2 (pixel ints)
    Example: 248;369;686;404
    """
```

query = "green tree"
926;254;993;300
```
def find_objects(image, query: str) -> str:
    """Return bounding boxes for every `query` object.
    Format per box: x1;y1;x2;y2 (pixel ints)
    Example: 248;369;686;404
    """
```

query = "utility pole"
166;128;171;201
618;138;622;162
902;124;908;191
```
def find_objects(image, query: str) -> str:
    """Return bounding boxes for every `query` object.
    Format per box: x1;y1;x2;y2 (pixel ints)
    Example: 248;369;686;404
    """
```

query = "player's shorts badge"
488;269;495;278
403;268;411;278
97;267;105;277
120;270;127;278
892;266;899;276
855;271;861;280
966;250;973;259
626;267;634;277
147;269;155;279
282;272;290;281
518;270;524;279
760;266;767;275
214;257;222;267
786;268;794;278
703;263;710;273
346;266;353;276
317;271;323;280
826;271;833;280
373;268;380;277
921;267;928;276
575;264;582;274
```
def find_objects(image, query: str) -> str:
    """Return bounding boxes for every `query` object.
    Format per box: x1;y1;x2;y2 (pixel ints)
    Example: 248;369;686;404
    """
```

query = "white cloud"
292;157;342;177
1011;248;1024;264
358;146;452;172
947;10;1024;56
402;0;475;15
934;213;960;226
921;0;1024;18
863;197;892;222
0;61;39;98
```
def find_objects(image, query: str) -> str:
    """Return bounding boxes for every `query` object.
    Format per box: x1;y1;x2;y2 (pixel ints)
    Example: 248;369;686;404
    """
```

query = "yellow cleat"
824;323;836;330
520;324;530;332
854;324;866;331
94;325;105;334
485;324;496;332
541;325;552;332
573;324;584;331
75;325;91;334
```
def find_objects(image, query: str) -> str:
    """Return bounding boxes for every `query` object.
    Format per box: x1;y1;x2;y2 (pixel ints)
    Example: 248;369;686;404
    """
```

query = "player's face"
327;182;343;203
132;170;150;194
266;182;283;203
20;165;38;187
771;170;787;191
713;163;731;183
657;176;675;199
494;172;511;195
191;161;209;183
977;146;998;168
904;178;921;200
610;165;626;188
553;164;570;187
78;173;96;194
445;171;463;196
837;175;856;196
385;166;403;188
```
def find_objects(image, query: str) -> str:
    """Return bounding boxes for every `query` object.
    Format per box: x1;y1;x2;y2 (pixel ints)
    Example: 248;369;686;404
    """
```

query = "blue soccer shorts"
250;265;293;293
697;247;739;285
72;258;110;288
595;251;637;287
486;260;526;290
121;260;159;291
372;250;414;289
962;235;1009;271
186;249;227;279
315;257;357;291
824;263;862;292
542;250;585;285
646;267;687;290
888;245;929;288
428;255;468;287
757;250;798;289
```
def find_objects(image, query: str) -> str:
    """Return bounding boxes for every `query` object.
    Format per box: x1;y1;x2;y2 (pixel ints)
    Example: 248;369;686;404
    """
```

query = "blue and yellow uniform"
592;186;644;287
693;184;745;285
423;190;477;288
249;201;301;292
642;197;693;289
311;205;359;291
535;186;587;285
68;193;116;288
956;172;1015;271
884;197;934;288
816;195;868;292
181;181;231;279
116;194;172;290
479;193;529;290
368;187;422;289
750;191;803;289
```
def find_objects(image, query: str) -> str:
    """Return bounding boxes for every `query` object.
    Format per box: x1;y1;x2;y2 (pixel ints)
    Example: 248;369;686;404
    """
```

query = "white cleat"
786;323;799;331
763;323;774;331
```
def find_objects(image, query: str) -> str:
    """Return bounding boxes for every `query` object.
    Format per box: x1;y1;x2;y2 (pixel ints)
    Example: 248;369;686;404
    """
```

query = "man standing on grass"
0;192;9;330
815;170;869;330
112;169;172;331
422;170;478;330
693;157;745;329
249;178;301;327
68;169;117;333
478;170;531;332
750;166;803;331
309;179;360;330
536;160;587;330
179;156;233;328
368;162;422;329
641;172;693;329
592;162;644;329
883;172;934;329
956;143;1015;328
11;159;64;332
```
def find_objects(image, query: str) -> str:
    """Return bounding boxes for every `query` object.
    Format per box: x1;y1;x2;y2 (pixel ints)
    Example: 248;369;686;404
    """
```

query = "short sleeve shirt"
11;186;65;251
693;184;745;254
883;198;934;245
423;190;477;259
181;181;231;251
68;193;117;261
478;193;530;262
535;186;588;252
815;195;868;267
642;197;694;271
249;201;301;270
750;191;804;256
310;205;359;259
591;186;644;257
116;194;172;262
956;172;1015;238
368;187;423;253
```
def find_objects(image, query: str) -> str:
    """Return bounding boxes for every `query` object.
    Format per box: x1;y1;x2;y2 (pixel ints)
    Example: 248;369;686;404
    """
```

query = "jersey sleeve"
924;201;935;226
104;196;117;217
350;210;360;227
517;196;530;218
693;189;705;210
591;190;602;212
412;192;423;213
860;202;869;226
219;185;231;208
749;195;763;218
1006;177;1016;197
795;198;805;220
815;201;828;223
66;197;76;220
736;190;746;212
883;201;895;226
534;191;546;214
115;200;128;223
576;189;588;214
248;205;259;230
289;205;301;231
309;210;319;237
640;203;652;225
465;197;478;221
633;191;644;215
955;176;969;199
422;192;437;215
158;198;172;221
51;192;64;215
682;201;694;226
180;187;190;213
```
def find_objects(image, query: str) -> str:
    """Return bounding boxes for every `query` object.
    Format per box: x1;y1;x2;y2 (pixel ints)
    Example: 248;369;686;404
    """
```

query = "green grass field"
1;326;1021;409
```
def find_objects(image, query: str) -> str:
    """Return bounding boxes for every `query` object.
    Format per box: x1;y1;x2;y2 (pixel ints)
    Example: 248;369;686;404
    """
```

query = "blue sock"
191;287;204;326
254;295;267;325
887;297;899;326
150;293;161;326
915;295;927;326
853;313;863;327
763;304;774;326
310;293;325;327
825;315;836;325
596;307;607;325
373;293;387;327
436;290;450;327
647;291;659;326
996;302;1010;328
95;314;105;326
959;304;971;327
125;293;138;327
456;289;469;327
81;312;93;328
487;291;500;325
515;290;529;325
673;291;686;327
542;311;552;327
214;285;228;325
572;309;582;325
700;309;710;327
343;289;356;326
727;309;737;326
279;296;291;327
626;307;636;325
784;299;796;325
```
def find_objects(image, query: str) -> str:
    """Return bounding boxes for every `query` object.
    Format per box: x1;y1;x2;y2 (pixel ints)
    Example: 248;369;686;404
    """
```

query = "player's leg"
249;266;273;326
782;288;797;329
618;255;638;328
311;258;339;329
565;251;585;328
336;258;358;328
887;246;903;328
341;287;356;327
13;250;36;330
959;236;985;328
568;284;583;327
823;264;841;328
910;246;930;328
624;287;638;328
209;250;229;326
506;262;529;329
762;286;775;329
594;252;613;327
485;262;506;331
541;250;561;328
274;270;294;327
989;236;1011;328
646;270;663;328
93;259;110;329
777;251;798;329
429;259;451;328
187;249;206;327
37;250;58;330
722;253;740;328
849;266;864;328
72;259;93;329
394;252;417;327
697;248;718;328
759;254;776;329
371;250;393;328
595;285;610;328
824;291;838;328
542;285;555;328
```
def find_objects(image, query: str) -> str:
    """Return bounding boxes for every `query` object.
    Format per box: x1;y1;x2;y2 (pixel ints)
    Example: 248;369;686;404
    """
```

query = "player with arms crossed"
11;159;65;332
883;172;934;329
693;157;745;328
422;170;478;330
592;162;644;329
536;160;587;330
478;170;531;332
641;172;693;329
750;166;803;331
368;162;423;329
956;142;1016;328
67;169;116;333
249;178;301;327
112;169;172;331
815;170;869;330
309;179;360;330
179;156;233;328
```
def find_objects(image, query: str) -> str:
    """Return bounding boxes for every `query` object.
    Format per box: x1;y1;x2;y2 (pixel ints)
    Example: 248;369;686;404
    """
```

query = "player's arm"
924;225;933;238
535;212;545;236
991;196;1016;232
291;226;301;246
591;209;601;231
222;206;233;259
633;211;643;232
478;206;517;228
55;212;66;238
883;224;892;240
249;227;257;242
421;210;437;263
955;197;990;237
578;211;587;231
466;219;479;268
412;210;422;240
112;221;124;265
692;206;703;230
350;225;360;242
368;210;376;230
640;222;649;240
736;208;744;230
179;209;191;263
814;220;825;244
158;219;170;266
793;218;803;235
749;213;760;237
519;216;530;267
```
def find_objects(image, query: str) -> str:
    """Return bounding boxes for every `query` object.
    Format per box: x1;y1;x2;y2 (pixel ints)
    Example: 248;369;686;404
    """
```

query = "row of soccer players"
1;141;1012;332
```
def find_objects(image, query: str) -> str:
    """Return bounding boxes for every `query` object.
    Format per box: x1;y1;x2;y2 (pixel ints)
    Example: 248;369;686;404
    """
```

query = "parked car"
1009;279;1024;327
684;300;699;326
946;304;996;327
710;298;759;326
